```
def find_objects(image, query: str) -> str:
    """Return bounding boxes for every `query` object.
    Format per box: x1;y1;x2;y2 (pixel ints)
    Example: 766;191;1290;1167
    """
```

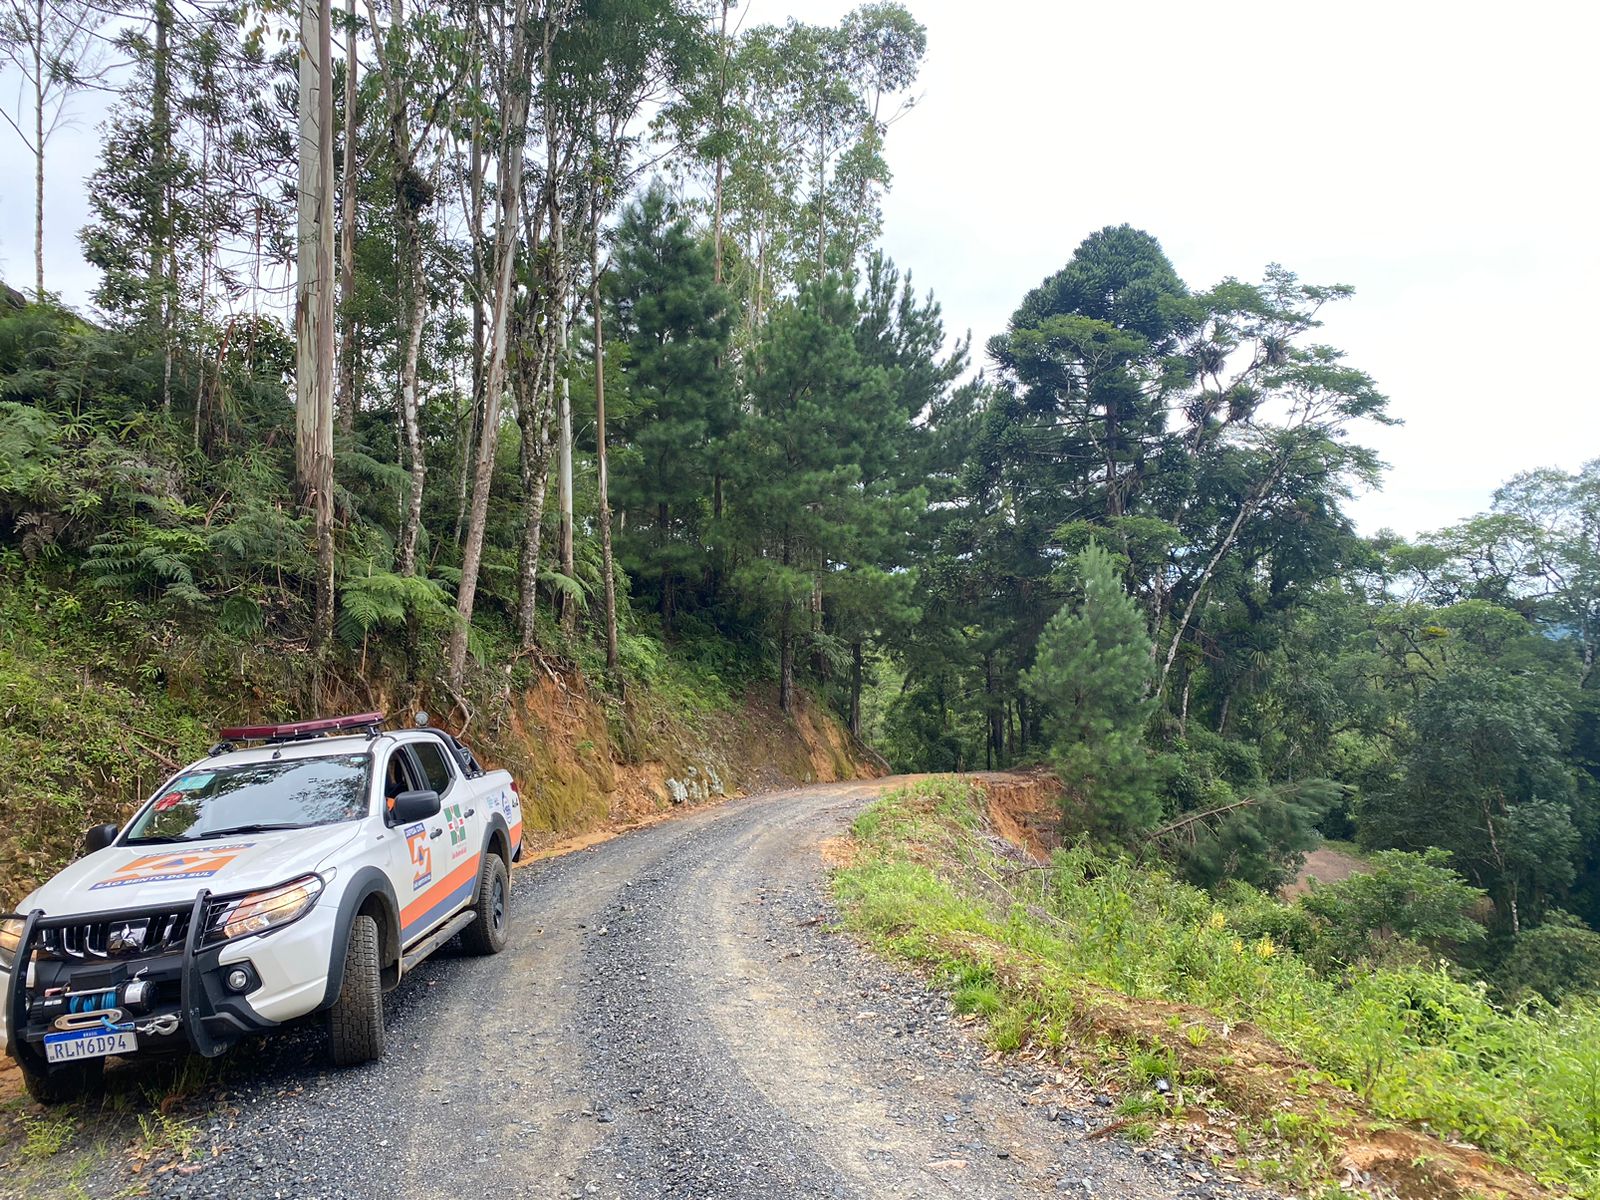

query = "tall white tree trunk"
32;11;44;300
296;0;338;645
152;0;173;412
396;259;428;576
593;238;617;673
710;0;729;287
449;0;531;685
336;0;358;434
555;204;575;631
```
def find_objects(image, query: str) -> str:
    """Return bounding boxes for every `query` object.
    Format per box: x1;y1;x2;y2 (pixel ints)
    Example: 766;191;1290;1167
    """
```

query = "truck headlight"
0;918;22;970
208;875;324;943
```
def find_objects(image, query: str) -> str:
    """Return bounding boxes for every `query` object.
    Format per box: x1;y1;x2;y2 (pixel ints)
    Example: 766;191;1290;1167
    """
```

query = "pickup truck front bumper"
2;891;280;1075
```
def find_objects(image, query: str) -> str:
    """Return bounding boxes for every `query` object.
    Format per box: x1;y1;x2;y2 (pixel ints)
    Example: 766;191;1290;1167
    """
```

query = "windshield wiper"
124;822;316;845
194;823;309;839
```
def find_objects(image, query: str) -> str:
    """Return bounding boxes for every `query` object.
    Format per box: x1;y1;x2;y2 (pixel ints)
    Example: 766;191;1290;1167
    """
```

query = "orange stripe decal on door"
401;854;480;931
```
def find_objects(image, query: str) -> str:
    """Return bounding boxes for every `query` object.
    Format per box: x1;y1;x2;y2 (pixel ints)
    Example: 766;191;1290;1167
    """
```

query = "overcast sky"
3;0;1596;536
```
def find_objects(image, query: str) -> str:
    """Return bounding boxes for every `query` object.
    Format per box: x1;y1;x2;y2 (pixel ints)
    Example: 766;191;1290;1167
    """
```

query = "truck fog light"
226;968;251;993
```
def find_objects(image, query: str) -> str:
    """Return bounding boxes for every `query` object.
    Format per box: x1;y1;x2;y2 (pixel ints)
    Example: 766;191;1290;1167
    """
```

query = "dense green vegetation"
0;0;938;897
837;779;1600;1196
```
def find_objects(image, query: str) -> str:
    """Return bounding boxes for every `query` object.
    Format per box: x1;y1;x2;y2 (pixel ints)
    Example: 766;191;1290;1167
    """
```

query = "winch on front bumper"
2;890;277;1074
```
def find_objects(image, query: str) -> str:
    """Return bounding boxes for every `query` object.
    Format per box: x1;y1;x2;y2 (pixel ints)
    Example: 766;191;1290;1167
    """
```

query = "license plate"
44;1027;138;1063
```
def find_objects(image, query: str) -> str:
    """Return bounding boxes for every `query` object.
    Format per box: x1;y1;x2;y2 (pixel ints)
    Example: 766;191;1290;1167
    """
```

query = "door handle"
463;808;475;818
430;829;442;839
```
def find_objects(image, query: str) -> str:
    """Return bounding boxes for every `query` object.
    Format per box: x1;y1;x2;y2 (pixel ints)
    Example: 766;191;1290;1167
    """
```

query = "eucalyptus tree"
363;0;473;575
82;1;294;419
449;0;532;684
812;2;924;269
336;0;359;435
296;0;337;646
509;0;711;646
0;0;112;299
81;0;184;405
664;5;924;338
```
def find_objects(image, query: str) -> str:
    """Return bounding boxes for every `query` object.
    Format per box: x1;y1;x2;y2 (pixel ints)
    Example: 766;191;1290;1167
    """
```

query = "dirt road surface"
12;779;1265;1200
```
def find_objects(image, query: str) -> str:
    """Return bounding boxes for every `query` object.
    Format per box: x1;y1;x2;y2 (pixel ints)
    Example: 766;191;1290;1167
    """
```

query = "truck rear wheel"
328;914;385;1067
460;854;509;956
20;1057;102;1106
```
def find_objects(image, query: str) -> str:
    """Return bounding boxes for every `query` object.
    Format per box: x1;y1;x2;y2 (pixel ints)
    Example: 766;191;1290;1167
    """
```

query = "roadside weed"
20;1113;74;1159
1115;1094;1163;1118
136;1110;200;1162
951;978;1003;1017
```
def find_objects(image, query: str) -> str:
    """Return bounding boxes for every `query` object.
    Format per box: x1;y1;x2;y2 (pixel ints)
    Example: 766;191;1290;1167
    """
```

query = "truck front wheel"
328;914;386;1067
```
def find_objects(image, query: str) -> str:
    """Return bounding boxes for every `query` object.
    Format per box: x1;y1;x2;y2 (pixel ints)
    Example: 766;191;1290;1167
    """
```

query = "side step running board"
401;910;476;973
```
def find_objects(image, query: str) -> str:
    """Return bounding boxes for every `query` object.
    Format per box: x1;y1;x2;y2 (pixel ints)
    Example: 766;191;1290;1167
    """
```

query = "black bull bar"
3;888;232;1067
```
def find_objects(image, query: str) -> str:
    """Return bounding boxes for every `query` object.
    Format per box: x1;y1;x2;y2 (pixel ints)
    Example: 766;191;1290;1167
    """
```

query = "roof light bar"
217;712;386;743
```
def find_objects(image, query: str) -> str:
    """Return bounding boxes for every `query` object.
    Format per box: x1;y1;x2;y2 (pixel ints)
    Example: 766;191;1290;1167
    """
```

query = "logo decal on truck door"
404;822;432;891
445;804;468;848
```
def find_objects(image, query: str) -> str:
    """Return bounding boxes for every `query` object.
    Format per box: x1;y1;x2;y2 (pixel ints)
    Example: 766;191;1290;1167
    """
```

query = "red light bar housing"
217;712;386;743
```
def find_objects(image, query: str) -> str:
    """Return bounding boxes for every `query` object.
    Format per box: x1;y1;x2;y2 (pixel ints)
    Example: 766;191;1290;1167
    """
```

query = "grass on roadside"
832;777;1600;1199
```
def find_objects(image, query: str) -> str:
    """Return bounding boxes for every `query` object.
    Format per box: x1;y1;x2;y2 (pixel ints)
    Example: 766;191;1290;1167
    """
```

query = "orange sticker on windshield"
90;844;256;891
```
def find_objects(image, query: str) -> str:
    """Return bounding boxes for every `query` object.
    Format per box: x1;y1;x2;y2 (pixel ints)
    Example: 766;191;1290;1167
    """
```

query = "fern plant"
337;569;456;646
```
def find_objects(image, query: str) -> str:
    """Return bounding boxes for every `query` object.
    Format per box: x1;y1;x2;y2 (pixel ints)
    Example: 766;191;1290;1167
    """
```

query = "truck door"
376;743;447;946
401;738;481;937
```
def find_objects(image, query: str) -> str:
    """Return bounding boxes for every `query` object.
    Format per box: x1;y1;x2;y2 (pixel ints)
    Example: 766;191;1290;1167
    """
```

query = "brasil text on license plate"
44;1027;138;1063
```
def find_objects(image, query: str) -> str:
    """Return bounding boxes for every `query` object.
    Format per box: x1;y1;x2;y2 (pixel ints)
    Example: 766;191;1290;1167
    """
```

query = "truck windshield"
124;755;372;843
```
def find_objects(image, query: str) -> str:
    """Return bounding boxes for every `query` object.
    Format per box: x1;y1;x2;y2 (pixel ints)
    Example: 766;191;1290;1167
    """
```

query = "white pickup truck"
0;712;523;1104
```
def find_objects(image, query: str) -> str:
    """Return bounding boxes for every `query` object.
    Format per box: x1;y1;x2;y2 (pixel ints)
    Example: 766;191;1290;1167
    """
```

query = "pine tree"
606;183;733;623
729;275;893;711
1021;542;1160;837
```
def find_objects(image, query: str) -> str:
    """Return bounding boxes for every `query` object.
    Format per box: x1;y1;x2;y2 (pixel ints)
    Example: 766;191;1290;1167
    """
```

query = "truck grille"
34;909;194;960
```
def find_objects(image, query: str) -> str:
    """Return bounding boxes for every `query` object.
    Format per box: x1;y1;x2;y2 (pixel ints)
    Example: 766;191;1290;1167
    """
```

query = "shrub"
1499;913;1600;1003
1299;848;1486;966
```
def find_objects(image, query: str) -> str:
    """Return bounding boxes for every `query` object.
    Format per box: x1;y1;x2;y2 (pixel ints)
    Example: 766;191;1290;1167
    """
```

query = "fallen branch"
1142;794;1265;842
441;680;475;741
128;735;180;772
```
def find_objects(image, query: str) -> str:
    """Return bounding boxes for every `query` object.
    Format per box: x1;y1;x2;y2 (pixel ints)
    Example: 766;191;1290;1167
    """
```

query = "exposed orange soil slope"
475;668;880;857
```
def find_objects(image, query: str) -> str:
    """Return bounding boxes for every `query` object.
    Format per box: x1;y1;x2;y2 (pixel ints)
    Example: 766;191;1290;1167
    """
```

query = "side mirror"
83;823;120;855
391;789;441;824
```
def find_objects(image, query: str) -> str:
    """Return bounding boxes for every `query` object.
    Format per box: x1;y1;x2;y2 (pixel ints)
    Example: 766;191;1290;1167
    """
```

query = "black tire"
20;1057;103;1106
328;914;385;1067
460;853;509;956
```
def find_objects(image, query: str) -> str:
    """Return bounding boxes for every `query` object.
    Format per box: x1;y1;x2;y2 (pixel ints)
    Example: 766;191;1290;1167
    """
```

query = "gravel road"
21;778;1271;1200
